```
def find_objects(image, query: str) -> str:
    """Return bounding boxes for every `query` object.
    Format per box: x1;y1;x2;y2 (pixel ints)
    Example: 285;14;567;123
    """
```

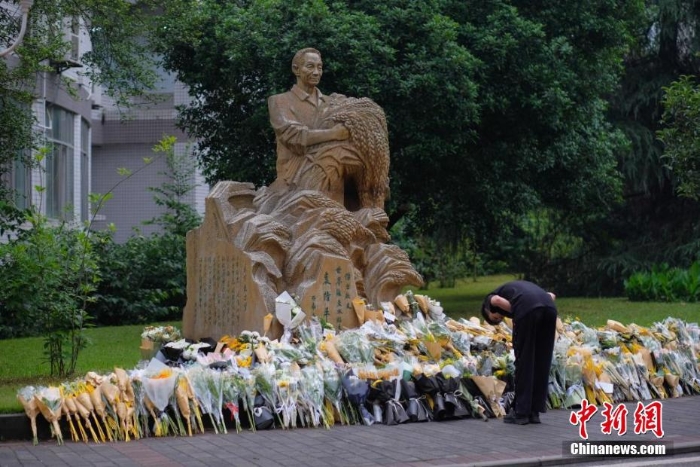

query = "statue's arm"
268;95;348;154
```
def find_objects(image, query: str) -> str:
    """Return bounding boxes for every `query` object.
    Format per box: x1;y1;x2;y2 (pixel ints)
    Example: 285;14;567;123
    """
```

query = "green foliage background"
153;0;641;261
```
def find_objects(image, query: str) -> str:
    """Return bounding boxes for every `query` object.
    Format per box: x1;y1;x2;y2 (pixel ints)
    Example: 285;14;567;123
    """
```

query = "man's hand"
548;292;556;301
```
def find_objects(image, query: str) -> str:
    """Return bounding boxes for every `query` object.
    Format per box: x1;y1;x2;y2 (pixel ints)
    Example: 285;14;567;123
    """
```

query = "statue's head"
292;48;323;90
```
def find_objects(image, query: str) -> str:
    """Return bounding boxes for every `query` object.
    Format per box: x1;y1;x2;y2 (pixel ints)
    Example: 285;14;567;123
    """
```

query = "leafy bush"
625;262;700;302
0;210;97;376
88;230;188;325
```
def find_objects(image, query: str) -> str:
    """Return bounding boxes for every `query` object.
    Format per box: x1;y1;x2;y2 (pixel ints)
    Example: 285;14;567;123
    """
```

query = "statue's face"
294;52;323;89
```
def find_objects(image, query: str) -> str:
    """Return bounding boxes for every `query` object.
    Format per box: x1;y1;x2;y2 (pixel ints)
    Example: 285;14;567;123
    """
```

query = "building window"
80;118;90;222
12;155;31;210
45;105;75;219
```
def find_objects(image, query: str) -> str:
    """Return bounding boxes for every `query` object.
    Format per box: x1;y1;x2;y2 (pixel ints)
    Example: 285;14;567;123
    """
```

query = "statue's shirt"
268;85;329;184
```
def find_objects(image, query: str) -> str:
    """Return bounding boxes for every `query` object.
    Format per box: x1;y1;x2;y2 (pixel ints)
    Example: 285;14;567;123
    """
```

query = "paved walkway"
1;396;699;467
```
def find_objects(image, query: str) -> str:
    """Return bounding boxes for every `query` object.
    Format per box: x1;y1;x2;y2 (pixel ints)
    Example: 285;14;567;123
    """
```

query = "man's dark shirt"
490;280;556;321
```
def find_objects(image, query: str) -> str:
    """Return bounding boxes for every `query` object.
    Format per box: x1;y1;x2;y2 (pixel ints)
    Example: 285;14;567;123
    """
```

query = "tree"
0;0;161;206
154;0;640;261
554;0;700;295
658;75;700;200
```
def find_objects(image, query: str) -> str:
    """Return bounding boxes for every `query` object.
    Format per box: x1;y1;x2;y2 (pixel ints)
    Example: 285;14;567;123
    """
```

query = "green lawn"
1;275;697;414
0;321;180;414
408;274;699;328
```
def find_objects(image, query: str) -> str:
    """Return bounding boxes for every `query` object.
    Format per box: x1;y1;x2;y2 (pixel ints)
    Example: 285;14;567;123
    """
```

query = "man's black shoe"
529;412;541;424
504;410;529;425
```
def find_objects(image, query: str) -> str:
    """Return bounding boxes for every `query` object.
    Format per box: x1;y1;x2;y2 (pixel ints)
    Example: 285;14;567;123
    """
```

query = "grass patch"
1;275;697;414
410;274;698;328
0;321;180;414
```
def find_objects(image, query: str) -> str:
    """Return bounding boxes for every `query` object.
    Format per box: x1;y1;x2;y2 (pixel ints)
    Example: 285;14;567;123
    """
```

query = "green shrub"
88;230;187;325
625;262;700;302
0;210;98;377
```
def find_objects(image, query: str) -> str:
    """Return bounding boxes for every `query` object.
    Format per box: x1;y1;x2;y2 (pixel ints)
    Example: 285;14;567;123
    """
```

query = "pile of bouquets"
548;317;700;410
16;290;700;445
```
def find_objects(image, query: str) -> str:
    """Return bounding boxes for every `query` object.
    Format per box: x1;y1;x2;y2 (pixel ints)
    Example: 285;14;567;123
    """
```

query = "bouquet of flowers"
188;366;226;434
221;371;244;433
341;369;374;425
368;378;409;425
275;362;300;429
299;365;328;428
253;362;280;426
436;367;470;419
321;361;350;425
414;365;446;420
34;386;64;445
399;378;431;422
17;386;40;445
141;325;182;347
334;329;374;364
139;366;179;437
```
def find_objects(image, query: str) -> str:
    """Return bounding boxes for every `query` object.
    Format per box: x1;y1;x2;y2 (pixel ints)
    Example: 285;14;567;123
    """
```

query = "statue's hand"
333;124;350;140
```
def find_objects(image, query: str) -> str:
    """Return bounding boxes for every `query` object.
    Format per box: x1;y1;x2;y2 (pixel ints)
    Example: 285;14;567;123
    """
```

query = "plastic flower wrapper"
361;320;407;350
427;319;451;344
499;390;516;415
129;374;150;438
252;362;277;408
436;365;470;419
275;362;300;428
368;378;409;425
61;381;100;443
414;364;446;420
189;365;226;434
450;330;472;356
140;363;179;437
464;375;506;418
597;330;619;350
34;386;64;445
427;297;445;321
570;321;601;351
476;351;495;376
454;377;487;420
564;383;586;409
492;354;515;389
83;372;118;442
220;370;246;433
197;347;236;369
295;317;324;347
299;364;328;428
334;328;374;364
398;377;431;422
564;354;585;387
321;360;350;425
404;290;423;318
252;393;275;430
341;369;374;425
182;342;212;361
141;325;182;345
174;372;203;436
547;368;566;410
270;340;313;365
161;338;188;362
276;291;306;343
236;368;258;431
380;377;411;425
17;386;40;445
